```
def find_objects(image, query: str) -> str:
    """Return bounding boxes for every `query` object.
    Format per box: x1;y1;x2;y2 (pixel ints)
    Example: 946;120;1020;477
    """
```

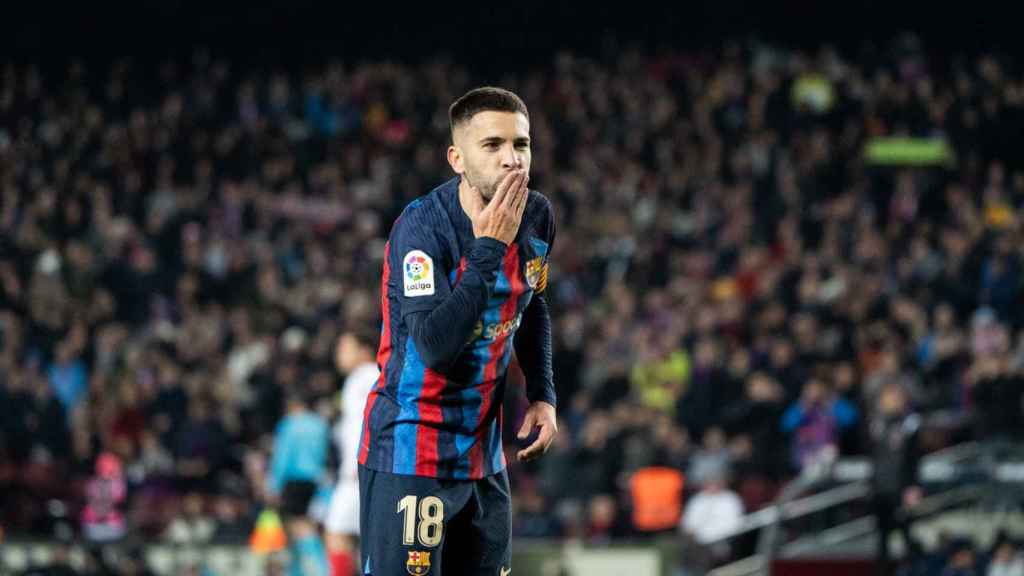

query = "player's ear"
447;144;464;175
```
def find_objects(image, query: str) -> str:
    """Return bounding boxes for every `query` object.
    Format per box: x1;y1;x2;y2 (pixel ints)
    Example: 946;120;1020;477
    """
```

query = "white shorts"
324;480;360;535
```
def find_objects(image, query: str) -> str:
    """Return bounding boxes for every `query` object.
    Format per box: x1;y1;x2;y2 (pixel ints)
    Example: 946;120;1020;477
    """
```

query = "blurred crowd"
900;531;1024;576
2;34;1024;550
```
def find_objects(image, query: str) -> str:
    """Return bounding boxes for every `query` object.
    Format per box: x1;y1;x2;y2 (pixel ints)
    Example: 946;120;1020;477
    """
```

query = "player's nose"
501;145;522;170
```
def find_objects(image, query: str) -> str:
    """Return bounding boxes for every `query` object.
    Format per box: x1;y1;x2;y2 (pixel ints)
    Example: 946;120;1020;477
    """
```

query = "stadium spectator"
1;36;1023;555
80;452;127;543
782;377;858;471
163;492;215;545
989;539;1024;576
680;469;744;549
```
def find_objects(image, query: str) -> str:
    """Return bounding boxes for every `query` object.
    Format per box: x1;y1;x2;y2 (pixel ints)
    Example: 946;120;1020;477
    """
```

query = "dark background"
4;2;1021;74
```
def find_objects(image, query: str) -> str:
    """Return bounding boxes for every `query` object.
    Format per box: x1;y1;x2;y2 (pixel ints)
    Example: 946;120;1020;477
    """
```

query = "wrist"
480;235;508;246
471;237;509;259
527;391;557;410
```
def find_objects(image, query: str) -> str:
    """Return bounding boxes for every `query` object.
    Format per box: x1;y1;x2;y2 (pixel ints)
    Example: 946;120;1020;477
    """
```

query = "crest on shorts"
525;257;546;290
406;550;431;575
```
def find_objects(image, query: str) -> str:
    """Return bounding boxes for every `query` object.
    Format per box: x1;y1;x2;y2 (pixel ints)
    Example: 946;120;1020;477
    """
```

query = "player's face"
336;333;361;373
453;111;531;201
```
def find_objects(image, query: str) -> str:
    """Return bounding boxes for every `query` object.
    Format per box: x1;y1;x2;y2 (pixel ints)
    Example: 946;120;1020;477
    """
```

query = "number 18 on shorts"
358;465;512;575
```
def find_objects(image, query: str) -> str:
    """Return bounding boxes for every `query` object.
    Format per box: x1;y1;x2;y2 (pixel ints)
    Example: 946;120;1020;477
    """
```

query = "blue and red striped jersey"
359;177;555;479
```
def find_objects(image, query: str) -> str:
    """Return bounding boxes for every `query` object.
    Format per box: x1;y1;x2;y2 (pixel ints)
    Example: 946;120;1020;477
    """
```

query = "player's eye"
515;142;529;149
483;142;499;151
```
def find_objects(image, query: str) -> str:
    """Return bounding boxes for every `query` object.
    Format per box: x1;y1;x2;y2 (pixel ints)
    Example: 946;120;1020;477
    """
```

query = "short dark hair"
286;388;310;409
347;323;380;352
449;87;529;136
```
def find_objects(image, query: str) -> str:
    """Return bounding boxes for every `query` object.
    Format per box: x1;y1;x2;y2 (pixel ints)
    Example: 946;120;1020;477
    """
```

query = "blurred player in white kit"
325;326;380;576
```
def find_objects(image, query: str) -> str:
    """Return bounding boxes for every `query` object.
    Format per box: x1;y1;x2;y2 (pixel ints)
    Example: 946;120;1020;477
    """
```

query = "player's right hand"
467;169;528;245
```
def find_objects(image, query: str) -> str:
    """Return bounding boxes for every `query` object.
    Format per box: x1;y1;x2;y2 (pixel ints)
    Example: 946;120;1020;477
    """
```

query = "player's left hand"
516;401;557;462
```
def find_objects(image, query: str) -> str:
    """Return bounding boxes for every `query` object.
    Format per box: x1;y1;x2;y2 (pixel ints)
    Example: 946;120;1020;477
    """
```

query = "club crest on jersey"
525;257;544;290
404;250;435;297
406;550;431;575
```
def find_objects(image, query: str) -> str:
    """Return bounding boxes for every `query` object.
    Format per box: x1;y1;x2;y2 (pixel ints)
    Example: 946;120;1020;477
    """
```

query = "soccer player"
358;87;557;575
326;327;381;576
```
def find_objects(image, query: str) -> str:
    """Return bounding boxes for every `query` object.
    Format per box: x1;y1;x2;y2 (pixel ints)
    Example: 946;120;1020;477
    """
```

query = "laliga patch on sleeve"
403;250;435;297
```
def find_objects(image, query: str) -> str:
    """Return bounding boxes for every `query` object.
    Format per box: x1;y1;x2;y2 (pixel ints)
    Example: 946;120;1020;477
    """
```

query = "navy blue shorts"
358;464;511;576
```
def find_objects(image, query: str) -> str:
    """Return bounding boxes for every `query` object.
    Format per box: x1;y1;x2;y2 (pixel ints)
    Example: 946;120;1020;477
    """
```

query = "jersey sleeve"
387;208;454;318
387;200;507;371
514;193;557;407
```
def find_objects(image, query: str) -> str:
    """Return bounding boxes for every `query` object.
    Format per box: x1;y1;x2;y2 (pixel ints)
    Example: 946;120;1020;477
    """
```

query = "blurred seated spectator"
989;538;1024;576
942;538;980;576
80;452;126;543
680;469;744;549
163;492;214;544
687;426;732;487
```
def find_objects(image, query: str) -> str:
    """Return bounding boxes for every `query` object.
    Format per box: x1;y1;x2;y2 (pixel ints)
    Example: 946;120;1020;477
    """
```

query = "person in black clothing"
720;371;788;480
970;351;1024;440
869;383;923;576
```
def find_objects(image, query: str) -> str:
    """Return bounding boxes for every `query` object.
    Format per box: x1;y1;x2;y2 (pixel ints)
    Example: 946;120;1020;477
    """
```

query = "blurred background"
3;3;1024;575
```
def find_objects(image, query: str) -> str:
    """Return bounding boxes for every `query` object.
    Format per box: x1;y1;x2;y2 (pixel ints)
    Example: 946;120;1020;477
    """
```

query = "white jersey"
336;362;379;481
681;489;744;544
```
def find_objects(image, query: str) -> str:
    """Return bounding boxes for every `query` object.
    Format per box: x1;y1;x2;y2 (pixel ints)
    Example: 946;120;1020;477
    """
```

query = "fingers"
512;175;529;219
516;403;556;462
517;409;536;440
506;172;526;215
517;421;555;462
489;170;520;210
463;183;486;218
516;441;541;462
498;170;525;209
498;171;528;229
